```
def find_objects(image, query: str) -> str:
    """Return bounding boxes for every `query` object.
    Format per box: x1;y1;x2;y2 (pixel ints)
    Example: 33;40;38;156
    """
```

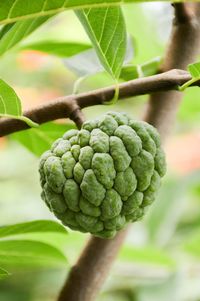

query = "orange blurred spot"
17;50;48;71
165;131;200;175
13;86;61;110
0;137;7;149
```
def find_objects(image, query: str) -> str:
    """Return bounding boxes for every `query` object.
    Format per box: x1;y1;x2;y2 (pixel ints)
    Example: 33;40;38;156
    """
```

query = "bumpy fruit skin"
39;112;166;238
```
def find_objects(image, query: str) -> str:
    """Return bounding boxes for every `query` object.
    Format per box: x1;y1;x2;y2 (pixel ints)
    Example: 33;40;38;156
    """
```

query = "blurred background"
0;2;200;301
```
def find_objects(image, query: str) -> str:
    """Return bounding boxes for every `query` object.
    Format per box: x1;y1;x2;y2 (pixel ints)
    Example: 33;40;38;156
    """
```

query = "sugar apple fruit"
39;112;166;238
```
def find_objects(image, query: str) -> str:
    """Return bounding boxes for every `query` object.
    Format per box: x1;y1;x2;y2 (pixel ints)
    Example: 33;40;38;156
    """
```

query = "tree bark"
58;230;127;301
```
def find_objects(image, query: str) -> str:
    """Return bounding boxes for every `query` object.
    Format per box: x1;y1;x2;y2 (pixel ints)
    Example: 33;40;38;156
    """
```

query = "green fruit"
39;112;166;239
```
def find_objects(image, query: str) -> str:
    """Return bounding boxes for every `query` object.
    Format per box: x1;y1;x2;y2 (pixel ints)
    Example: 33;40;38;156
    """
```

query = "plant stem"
0;114;38;128
179;76;200;91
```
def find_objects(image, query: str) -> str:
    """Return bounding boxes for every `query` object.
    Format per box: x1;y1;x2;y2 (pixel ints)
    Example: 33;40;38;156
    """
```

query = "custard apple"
39;112;166;238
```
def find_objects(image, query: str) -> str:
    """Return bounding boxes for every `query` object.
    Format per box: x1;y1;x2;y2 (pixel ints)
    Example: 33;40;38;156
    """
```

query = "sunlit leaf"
141;57;161;77
120;57;161;81
0;1;186;25
76;7;126;79
120;64;139;81
0;79;22;116
188;62;200;79
0;23;15;39
0;240;67;268
0;16;50;56
179;61;200;91
0;220;67;239
0;79;38;127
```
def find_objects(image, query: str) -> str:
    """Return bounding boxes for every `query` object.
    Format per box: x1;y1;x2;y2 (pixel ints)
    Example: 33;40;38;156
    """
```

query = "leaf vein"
98;7;109;45
7;0;19;19
104;9;120;56
41;0;49;12
1;2;126;25
2;21;24;53
110;33;126;70
83;11;113;76
0;95;6;115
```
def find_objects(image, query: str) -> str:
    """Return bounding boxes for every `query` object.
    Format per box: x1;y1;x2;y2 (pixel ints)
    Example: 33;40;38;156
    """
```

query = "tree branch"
173;3;193;24
57;3;200;301
58;230;127;301
69;107;86;129
0;69;197;137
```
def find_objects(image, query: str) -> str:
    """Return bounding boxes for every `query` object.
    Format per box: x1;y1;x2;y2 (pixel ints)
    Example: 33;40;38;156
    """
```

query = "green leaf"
76;7;127;79
0;221;69;263
141;57;161;77
0;16;50;56
9;231;86;265
11;122;76;156
21;41;91;57
120;58;161;81
188;62;200;78
0;79;22;116
0;240;67;268
0;267;10;279
119;245;175;268
120;64;140;81
0;1;183;25
0;79;38;127
0;23;15;39
14;232;70;254
0;220;67;239
179;61;200;91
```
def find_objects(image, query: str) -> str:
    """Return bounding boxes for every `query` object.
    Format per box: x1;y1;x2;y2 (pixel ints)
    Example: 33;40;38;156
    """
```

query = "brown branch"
57;3;200;301
173;3;193;23
70;107;86;129
0;69;197;137
58;230;127;301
